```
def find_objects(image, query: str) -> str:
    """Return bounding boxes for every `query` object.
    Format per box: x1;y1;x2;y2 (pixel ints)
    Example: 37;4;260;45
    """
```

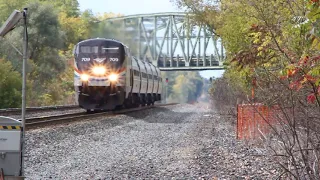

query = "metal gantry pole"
203;27;206;66
167;19;170;66
21;7;28;176
197;26;201;67
186;16;190;63
170;16;173;66
138;18;141;59
153;16;157;64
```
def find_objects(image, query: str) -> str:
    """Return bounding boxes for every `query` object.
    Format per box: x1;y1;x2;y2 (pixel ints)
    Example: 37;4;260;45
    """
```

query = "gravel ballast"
25;103;280;179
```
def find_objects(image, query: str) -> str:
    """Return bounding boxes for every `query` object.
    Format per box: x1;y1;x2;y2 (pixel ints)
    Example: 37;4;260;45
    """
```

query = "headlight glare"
80;74;89;81
109;74;118;82
92;66;106;75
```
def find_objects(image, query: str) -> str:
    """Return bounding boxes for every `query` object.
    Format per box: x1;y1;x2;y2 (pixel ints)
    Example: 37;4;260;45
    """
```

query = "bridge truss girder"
105;12;225;71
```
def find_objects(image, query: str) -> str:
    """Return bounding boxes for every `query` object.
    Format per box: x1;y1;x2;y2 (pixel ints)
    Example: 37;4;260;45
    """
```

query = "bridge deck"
159;66;225;71
103;12;225;71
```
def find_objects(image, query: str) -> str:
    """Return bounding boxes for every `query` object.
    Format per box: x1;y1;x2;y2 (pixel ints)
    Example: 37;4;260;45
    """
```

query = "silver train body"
73;38;162;111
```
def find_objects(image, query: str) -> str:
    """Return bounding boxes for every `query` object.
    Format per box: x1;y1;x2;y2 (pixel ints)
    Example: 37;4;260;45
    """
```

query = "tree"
0;59;22;108
28;1;67;82
58;11;91;53
1;1;66;81
175;0;320;178
0;0;27;23
162;71;204;103
0;1;70;106
39;0;80;17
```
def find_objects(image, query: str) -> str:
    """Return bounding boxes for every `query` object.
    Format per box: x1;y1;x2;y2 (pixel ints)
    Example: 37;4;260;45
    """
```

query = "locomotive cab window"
101;46;119;54
80;46;99;53
100;42;125;68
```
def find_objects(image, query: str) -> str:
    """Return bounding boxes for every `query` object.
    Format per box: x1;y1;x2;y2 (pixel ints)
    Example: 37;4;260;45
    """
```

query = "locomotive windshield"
102;47;119;54
74;39;125;73
80;46;99;53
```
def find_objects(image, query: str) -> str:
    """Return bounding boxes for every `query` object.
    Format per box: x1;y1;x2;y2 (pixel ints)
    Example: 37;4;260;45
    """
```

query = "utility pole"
0;8;28;178
21;7;28;176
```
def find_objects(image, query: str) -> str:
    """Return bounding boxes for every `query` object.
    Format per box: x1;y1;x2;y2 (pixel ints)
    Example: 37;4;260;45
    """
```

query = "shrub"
0;59;22;108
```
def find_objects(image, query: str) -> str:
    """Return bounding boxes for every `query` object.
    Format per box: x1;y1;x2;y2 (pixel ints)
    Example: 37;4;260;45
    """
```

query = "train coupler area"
77;86;125;111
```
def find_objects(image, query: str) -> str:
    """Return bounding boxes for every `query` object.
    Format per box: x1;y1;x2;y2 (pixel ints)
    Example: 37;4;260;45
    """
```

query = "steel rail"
25;103;178;129
0;105;80;115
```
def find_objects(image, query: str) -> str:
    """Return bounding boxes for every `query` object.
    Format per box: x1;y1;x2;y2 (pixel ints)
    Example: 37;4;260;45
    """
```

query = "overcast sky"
78;0;181;15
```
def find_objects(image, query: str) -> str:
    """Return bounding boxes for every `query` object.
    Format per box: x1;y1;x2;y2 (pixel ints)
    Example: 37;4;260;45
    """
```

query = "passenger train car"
73;38;162;112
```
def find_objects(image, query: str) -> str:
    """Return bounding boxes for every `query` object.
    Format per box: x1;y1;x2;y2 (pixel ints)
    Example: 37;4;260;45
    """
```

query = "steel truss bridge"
104;12;225;71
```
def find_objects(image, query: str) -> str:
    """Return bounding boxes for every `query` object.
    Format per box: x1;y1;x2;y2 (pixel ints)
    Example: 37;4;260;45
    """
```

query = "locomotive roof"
77;38;126;47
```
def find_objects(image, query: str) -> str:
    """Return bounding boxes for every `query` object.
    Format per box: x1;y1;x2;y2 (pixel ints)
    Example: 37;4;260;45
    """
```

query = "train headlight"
80;74;89;81
92;66;106;75
108;73;118;82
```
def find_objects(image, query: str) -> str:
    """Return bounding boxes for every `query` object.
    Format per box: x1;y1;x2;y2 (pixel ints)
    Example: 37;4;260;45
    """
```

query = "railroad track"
25;103;178;129
0;105;80;115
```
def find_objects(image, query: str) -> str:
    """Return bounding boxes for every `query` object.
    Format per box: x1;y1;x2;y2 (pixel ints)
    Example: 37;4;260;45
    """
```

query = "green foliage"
40;0;80;17
175;0;319;102
58;11;91;54
1;1;66;80
0;0;27;23
0;59;22;108
175;1;320;178
26;2;65;73
162;71;204;103
0;0;78;107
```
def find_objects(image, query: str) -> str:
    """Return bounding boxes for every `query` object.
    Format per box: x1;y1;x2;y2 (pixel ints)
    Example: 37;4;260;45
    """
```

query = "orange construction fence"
237;104;278;140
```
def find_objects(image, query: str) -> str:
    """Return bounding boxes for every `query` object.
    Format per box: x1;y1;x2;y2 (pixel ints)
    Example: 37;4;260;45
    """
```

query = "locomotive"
73;38;162;112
